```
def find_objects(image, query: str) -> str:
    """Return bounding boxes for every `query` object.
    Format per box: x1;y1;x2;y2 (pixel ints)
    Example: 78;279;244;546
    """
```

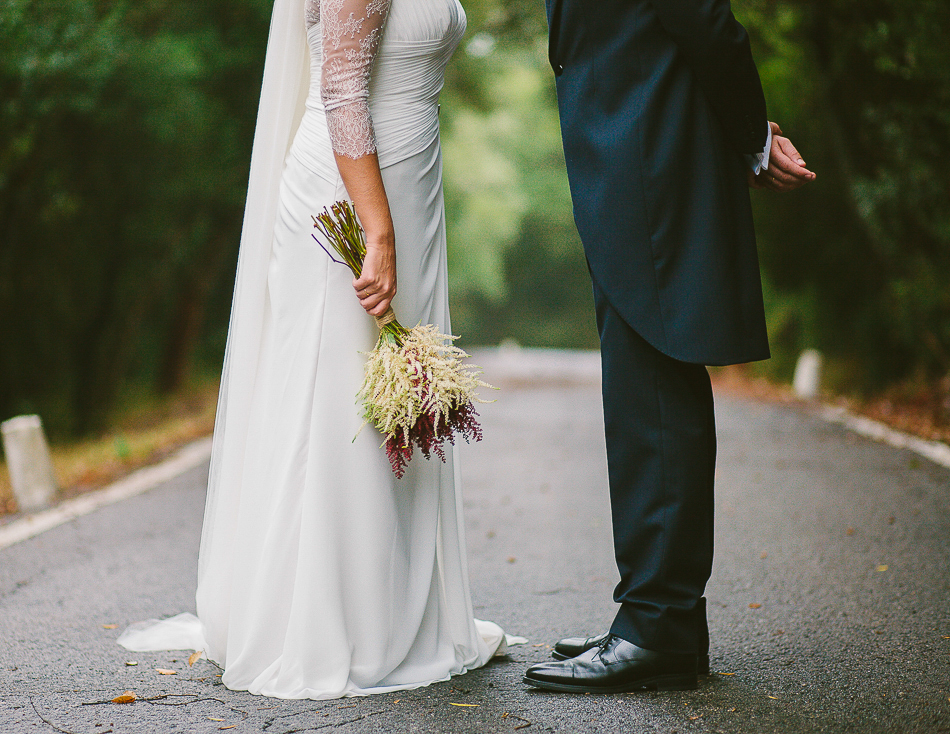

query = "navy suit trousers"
594;281;715;656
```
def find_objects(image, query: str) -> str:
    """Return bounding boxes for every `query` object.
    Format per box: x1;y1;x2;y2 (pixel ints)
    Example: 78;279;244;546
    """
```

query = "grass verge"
0;379;219;518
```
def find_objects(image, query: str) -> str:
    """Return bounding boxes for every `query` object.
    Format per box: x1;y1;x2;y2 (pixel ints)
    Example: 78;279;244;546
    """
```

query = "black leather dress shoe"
551;632;609;660
553;632;710;675
524;634;698;693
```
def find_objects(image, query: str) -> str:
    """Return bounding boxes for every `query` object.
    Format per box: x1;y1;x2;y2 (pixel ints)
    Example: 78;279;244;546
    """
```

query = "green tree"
441;0;598;348
0;0;270;434
739;0;950;394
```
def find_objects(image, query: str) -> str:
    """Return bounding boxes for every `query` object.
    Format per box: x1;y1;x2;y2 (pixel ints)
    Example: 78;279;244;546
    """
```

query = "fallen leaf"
874;629;884;635
188;650;203;667
760;551;768;559
102;624;118;629
728;707;738;712
450;703;479;707
509;713;532;730
393;700;401;704
111;691;136;704
876;565;889;572
846;527;855;536
506;557;517;564
888;516;895;525
208;718;225;722
155;668;177;675
690;715;701;720
749;603;762;609
768;695;780;700
125;661;138;666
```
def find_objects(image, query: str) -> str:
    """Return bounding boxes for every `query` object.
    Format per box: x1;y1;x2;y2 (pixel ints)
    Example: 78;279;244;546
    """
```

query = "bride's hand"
354;235;396;316
332;150;396;316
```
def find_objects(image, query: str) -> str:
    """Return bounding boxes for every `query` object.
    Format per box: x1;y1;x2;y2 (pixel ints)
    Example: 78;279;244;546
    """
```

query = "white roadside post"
793;349;823;400
1;415;58;513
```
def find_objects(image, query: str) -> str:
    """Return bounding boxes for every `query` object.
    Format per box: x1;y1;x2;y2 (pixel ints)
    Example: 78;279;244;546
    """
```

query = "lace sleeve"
306;0;391;159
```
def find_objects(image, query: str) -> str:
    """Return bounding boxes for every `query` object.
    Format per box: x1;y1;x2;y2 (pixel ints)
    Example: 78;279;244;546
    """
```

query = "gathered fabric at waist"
290;102;440;182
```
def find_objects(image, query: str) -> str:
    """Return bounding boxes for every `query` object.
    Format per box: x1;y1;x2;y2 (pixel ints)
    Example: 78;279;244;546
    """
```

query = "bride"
118;0;513;699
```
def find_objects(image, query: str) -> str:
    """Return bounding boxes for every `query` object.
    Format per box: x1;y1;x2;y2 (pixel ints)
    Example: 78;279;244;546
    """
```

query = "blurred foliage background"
1;0;948;437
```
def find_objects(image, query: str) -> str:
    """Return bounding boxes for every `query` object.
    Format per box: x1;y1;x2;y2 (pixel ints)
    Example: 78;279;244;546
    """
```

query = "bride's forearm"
334;152;394;247
333;152;397;316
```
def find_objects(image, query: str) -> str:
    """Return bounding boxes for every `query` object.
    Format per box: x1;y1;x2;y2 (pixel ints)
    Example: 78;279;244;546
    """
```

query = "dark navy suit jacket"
547;0;771;365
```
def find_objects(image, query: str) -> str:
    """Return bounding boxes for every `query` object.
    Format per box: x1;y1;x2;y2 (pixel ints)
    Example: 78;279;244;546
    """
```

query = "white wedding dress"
118;0;514;699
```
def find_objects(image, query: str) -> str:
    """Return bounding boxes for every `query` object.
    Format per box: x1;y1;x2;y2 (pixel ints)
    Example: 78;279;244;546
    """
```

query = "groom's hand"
749;122;816;192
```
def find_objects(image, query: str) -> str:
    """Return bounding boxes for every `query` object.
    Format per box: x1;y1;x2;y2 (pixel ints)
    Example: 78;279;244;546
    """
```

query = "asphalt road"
1;349;948;733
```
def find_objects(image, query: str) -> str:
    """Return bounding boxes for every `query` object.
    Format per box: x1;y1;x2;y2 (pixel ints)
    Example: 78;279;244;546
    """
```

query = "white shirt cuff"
744;124;772;175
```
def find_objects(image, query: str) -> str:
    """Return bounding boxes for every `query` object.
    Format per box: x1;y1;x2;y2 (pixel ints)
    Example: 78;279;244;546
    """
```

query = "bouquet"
312;201;492;478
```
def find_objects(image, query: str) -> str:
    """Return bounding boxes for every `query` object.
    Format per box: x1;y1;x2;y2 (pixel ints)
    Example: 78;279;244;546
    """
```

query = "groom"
524;0;815;693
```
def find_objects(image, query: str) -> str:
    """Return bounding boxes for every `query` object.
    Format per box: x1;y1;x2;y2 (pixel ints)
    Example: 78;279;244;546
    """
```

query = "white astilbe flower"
358;324;490;447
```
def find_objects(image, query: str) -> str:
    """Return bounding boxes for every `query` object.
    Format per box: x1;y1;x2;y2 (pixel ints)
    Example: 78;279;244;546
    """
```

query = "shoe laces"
591;633;613;660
